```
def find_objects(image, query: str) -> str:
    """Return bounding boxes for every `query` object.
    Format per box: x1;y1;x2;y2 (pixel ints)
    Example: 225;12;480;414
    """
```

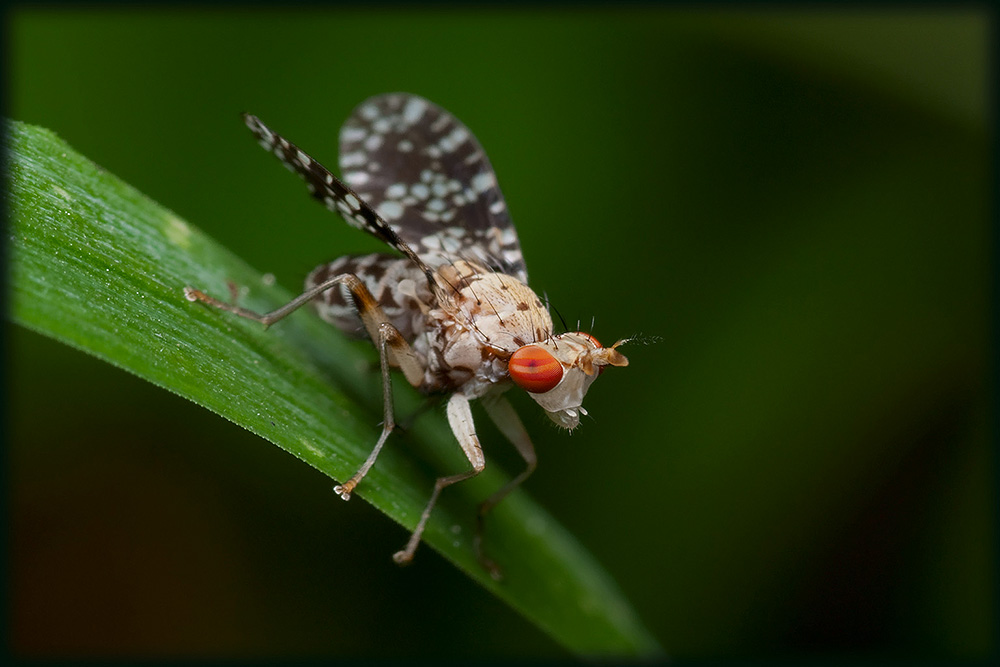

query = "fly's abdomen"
307;254;434;341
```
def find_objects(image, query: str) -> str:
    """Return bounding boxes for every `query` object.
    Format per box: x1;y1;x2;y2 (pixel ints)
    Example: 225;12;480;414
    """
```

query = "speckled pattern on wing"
243;111;432;283
338;94;527;283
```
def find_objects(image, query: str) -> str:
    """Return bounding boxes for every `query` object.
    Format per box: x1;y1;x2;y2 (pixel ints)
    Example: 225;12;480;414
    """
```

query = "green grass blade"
5;119;663;657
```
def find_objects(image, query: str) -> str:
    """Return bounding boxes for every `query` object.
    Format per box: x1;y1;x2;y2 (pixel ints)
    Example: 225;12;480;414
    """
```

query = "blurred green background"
7;7;993;660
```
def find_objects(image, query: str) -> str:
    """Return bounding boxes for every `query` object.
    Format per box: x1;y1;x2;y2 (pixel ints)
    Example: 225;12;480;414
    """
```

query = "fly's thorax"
416;260;554;397
433;260;553;352
508;332;630;430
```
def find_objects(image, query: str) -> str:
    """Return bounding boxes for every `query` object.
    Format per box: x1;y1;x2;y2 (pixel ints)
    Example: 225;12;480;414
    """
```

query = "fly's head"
507;332;629;430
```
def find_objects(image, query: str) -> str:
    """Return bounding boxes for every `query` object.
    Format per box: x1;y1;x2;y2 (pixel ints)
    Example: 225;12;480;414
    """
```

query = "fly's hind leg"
184;274;426;500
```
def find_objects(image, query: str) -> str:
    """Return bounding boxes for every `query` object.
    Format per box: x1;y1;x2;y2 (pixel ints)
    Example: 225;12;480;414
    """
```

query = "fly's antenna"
619;332;663;347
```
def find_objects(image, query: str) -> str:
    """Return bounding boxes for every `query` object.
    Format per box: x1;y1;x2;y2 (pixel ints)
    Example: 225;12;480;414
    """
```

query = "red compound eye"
509;345;564;393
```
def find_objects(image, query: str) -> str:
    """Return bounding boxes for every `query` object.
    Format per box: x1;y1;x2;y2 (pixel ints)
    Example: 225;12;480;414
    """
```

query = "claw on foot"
392;550;412;566
334;483;354;501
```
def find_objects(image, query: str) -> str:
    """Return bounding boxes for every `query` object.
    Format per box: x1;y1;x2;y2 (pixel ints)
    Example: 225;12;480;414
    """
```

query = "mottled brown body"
186;95;630;578
311;257;555;398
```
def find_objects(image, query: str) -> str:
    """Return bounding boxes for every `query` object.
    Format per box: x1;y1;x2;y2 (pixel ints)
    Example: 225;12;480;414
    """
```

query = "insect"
185;93;629;578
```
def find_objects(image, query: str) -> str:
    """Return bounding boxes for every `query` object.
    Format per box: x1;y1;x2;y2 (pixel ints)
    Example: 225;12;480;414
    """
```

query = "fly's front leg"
184;273;425;500
477;393;538;580
393;392;485;567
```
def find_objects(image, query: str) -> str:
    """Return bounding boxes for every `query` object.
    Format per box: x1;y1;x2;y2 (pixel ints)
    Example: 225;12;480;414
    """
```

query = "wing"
338;93;528;283
242;112;435;288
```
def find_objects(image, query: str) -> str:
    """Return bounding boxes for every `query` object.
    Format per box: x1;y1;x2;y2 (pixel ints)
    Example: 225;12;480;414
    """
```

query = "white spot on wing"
439;127;469;152
472;172;495;193
341;152;366;167
345;171;370;185
341;126;367;142
403;97;428;125
379;201;404;220
430;113;451;132
502;250;524;267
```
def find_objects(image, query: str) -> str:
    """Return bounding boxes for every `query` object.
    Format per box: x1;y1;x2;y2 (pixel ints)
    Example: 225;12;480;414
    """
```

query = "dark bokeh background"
6;7;993;660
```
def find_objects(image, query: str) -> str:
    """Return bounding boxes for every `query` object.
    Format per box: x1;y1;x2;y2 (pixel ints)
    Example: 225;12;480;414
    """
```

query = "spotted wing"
338;93;528;283
242;113;434;286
